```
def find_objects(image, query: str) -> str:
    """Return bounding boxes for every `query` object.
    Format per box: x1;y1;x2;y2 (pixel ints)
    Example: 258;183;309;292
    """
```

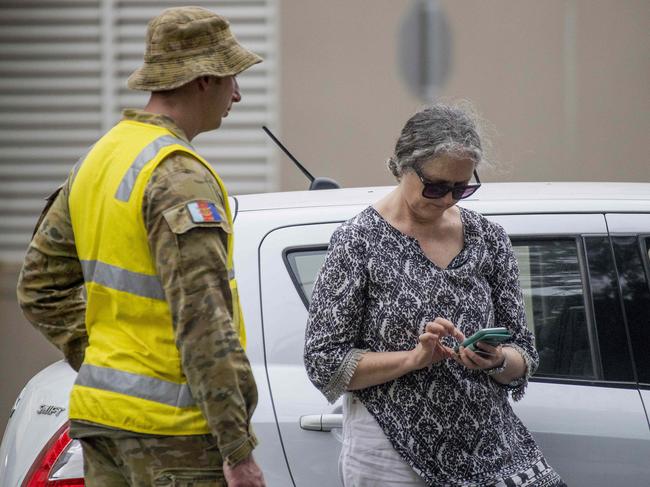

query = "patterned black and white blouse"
304;206;564;487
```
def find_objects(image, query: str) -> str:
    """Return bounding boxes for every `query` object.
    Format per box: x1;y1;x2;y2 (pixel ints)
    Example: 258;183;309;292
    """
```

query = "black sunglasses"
413;166;482;200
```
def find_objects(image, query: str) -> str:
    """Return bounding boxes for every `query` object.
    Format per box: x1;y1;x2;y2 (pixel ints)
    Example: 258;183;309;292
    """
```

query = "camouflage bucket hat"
127;6;262;91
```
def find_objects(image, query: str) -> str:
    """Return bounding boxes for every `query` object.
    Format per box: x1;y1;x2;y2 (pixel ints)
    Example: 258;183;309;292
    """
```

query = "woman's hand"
409;318;465;370
454;342;528;384
454;341;505;371
348;318;466;391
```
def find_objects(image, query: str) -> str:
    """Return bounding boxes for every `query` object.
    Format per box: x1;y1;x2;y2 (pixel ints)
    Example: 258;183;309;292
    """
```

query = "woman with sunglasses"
304;104;565;486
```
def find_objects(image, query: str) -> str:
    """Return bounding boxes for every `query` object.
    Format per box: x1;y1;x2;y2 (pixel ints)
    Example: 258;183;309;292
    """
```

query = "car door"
259;223;344;487
259;214;650;487
494;213;650;487
606;213;650;429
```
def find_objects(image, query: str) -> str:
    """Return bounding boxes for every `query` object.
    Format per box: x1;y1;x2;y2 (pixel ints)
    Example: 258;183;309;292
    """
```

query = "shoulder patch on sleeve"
187;200;221;223
162;200;231;235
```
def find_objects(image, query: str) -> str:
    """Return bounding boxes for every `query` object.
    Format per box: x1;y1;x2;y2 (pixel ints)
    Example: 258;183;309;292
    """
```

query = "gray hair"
387;104;483;180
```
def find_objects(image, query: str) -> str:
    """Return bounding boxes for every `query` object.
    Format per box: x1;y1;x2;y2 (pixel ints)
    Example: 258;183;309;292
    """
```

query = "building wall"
280;0;649;190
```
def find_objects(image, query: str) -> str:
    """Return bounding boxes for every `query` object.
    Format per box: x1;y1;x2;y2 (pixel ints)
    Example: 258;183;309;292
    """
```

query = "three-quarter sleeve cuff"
222;431;259;466
503;343;537;401
323;348;367;403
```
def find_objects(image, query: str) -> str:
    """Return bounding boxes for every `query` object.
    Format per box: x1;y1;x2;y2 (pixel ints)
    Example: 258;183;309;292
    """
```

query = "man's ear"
196;76;212;91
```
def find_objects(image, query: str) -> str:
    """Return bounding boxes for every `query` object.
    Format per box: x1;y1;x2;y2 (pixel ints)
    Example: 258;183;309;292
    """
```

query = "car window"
583;236;635;382
284;247;328;307
287;239;597;380
513;240;596;379
611;236;650;385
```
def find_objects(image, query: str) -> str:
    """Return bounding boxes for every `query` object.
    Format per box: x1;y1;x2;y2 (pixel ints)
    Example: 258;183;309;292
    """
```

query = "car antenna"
262;126;341;190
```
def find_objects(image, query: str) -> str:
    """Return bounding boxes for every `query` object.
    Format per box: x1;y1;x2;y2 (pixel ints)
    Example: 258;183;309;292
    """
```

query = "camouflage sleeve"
144;154;258;466
16;176;88;371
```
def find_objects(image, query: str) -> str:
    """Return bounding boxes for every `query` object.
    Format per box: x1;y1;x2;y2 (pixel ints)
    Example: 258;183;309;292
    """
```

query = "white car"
2;182;650;487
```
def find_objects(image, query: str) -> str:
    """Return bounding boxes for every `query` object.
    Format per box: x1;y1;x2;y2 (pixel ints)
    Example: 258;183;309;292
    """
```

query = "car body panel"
605;212;650;233
260;223;343;486
0;361;75;487
513;383;650;485
237;183;650;214
641;390;650;428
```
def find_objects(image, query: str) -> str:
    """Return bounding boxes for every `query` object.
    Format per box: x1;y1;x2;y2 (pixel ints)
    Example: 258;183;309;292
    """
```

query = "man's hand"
223;454;265;487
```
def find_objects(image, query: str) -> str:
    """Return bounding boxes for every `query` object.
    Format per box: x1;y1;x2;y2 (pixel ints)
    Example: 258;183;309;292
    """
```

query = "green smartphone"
454;327;512;353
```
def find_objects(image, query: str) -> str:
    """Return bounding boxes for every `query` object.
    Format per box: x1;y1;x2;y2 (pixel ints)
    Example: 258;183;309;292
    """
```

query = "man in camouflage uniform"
17;7;265;487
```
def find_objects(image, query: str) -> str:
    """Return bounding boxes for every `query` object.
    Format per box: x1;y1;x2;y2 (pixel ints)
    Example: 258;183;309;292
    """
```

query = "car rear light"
22;421;85;486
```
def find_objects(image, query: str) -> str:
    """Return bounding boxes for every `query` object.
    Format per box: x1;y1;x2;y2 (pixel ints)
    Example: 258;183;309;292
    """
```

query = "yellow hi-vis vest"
68;119;245;435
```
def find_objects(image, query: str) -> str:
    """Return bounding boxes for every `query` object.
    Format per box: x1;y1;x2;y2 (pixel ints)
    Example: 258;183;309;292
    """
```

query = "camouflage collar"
121;109;190;144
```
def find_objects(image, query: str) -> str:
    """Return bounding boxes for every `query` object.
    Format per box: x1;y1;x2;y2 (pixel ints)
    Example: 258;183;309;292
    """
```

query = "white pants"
339;393;426;487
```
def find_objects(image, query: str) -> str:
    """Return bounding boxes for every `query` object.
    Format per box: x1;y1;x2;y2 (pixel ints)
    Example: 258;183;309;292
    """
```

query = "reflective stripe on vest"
80;260;165;301
115;135;194;202
76;364;196;408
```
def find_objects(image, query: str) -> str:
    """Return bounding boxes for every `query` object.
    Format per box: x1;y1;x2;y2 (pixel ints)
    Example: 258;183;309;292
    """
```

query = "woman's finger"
432;317;465;342
458;347;482;369
419;332;439;348
451;352;464;365
458;354;477;369
424;322;446;336
475;343;504;367
439;345;457;359
475;341;498;353
465;348;491;367
432;317;455;333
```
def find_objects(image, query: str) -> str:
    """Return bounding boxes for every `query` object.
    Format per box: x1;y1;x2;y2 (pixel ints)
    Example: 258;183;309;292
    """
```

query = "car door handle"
299;413;343;432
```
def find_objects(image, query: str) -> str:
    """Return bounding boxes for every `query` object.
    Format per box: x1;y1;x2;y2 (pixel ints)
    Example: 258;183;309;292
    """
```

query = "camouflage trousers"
79;434;225;486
